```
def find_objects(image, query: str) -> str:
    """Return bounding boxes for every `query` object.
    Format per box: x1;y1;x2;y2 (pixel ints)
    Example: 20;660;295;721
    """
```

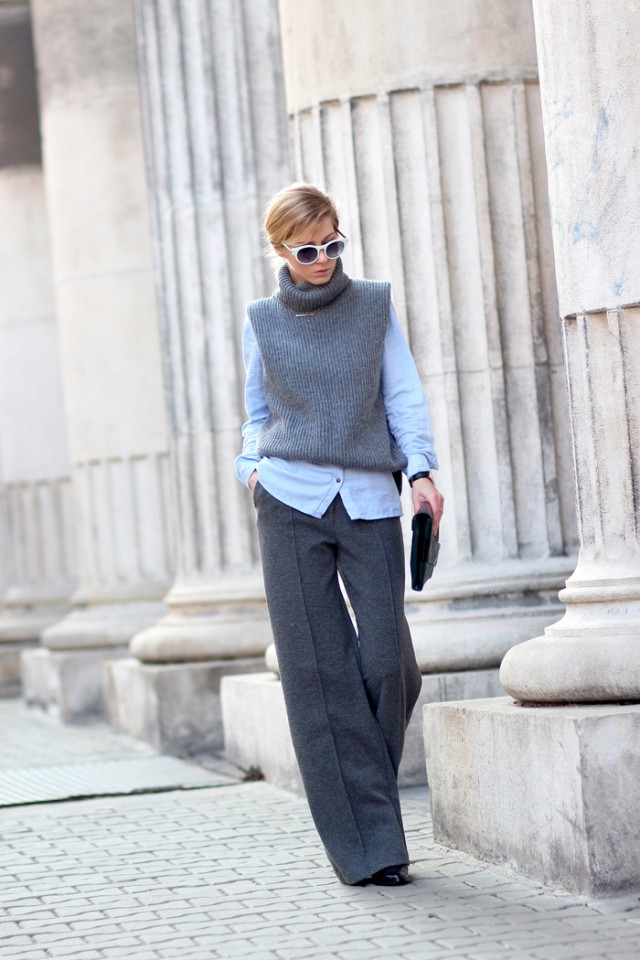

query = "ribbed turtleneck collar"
275;258;351;314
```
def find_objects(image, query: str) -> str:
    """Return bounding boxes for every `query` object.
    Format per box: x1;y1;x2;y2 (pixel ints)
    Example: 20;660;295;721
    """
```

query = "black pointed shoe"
371;864;410;886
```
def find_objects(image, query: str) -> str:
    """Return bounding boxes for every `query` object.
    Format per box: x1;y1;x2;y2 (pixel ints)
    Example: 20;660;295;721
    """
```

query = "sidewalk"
0;699;639;960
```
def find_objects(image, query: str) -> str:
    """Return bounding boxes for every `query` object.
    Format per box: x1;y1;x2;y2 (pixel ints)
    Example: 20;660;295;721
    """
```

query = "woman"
235;182;443;887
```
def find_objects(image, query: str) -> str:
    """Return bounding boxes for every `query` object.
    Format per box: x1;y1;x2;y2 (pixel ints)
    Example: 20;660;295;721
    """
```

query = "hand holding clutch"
410;503;440;591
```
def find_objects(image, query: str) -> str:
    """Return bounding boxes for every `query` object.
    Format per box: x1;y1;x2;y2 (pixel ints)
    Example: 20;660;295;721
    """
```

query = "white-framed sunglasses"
283;234;348;265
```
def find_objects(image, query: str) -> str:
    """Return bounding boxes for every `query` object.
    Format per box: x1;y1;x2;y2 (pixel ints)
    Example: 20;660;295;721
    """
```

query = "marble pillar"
23;0;173;718
104;0;290;752
499;0;640;703
276;0;577;670
0;2;75;695
425;0;640;894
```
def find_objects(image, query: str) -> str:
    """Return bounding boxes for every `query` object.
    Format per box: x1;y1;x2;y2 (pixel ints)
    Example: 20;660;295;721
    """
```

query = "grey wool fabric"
253;480;422;885
248;260;408;472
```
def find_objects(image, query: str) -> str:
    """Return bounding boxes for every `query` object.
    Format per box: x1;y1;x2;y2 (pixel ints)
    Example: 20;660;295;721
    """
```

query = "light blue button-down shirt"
235;303;438;520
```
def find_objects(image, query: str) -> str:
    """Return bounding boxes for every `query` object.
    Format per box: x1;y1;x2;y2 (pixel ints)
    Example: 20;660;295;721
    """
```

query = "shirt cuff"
405;454;437;478
235;455;261;487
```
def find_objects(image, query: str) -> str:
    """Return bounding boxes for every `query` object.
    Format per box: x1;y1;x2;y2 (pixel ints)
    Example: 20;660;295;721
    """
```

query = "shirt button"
336;477;342;483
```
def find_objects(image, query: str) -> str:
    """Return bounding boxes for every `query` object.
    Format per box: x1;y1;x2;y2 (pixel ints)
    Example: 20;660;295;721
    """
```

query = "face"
276;214;341;285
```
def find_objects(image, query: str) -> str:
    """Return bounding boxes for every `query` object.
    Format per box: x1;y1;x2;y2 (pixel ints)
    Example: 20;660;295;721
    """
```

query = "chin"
309;268;335;284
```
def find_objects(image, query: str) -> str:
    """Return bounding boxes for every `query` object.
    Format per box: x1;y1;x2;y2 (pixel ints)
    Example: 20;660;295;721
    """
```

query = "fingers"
411;482;444;533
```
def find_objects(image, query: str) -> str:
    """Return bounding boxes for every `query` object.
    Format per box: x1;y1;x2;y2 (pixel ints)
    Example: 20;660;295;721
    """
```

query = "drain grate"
0;756;235;807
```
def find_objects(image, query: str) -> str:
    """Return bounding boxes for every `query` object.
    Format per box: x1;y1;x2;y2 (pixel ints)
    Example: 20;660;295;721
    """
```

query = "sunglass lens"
326;240;344;259
296;246;318;265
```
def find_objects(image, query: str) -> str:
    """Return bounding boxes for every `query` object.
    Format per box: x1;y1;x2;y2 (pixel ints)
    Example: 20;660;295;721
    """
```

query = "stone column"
425;0;640;894
222;0;579;789
22;0;173;718
499;0;640;703
0;1;76;695
104;0;291;754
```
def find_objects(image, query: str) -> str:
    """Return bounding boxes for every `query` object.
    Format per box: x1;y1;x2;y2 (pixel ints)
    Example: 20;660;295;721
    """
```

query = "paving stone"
29;934;91;945
536;945;613;960
106;954;161;960
587;899;640;915
12;921;75;934
398;952;475;960
0;951;51;960
436;934;510;949
613;926;640;939
496;933;559;948
174;954;224;960
4;909;57;920
465;948;524;960
0;952;50;960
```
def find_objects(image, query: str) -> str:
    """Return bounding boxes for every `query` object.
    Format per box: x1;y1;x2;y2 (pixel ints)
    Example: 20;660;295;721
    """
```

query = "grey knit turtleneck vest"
247;260;407;472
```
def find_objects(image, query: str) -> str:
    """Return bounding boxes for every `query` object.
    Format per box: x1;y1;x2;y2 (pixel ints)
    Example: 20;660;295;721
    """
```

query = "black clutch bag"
410;504;440;591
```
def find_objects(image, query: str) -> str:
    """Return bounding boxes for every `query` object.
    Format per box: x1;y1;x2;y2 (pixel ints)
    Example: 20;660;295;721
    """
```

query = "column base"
41;600;167;650
128;576;272;662
21;646;129;720
104;656;265;755
424;697;640;895
500;631;640;703
221;668;505;795
0;608;68;644
129;611;272;662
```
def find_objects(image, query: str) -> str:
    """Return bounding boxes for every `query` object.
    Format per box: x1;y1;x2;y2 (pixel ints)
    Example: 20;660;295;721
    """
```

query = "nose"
317;249;329;264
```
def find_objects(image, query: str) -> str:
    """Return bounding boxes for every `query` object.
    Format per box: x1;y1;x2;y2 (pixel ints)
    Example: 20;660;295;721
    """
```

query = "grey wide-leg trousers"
253;480;422;885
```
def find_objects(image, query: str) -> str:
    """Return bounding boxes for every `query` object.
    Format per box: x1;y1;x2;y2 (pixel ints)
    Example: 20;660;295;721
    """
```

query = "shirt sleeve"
234;316;269;486
382;303;439;477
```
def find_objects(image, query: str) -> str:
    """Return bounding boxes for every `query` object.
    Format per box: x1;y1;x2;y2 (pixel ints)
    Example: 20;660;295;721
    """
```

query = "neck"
275;259;351;314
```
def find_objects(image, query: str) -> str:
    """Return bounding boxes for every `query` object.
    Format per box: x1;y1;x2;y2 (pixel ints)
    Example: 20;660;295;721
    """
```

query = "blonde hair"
262;182;340;248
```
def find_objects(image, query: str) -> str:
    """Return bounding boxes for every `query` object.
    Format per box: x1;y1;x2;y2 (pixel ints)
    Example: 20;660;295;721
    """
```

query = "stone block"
104;657;265;755
222;673;302;794
424;697;640;895
0;643;36;697
402;668;505;785
21;646;129;720
221;668;505;795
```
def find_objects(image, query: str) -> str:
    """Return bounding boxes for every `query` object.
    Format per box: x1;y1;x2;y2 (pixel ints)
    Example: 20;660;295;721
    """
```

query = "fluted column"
0;1;76;694
277;0;577;673
500;0;640;702
23;0;172;715
423;0;640;895
127;0;290;664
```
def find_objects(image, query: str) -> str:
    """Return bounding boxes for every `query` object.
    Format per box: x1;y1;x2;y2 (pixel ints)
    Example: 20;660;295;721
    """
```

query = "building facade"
4;0;639;894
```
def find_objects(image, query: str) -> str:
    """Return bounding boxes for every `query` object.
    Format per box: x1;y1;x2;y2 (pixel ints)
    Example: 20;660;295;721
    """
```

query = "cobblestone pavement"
1;700;639;960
